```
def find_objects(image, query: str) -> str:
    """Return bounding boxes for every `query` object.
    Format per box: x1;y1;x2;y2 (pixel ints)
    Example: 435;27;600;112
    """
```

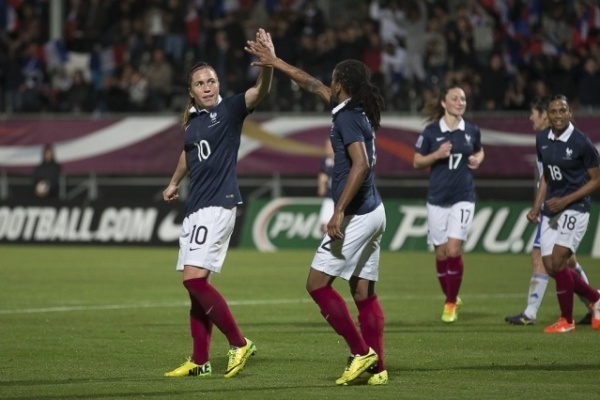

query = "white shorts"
311;203;386;281
427;202;474;246
176;206;236;273
319;197;334;225
539;210;589;257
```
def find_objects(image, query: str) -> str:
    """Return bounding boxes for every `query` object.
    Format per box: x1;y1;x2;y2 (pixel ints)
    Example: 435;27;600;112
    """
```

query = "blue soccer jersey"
414;118;482;206
329;99;382;216
536;122;600;216
183;94;250;216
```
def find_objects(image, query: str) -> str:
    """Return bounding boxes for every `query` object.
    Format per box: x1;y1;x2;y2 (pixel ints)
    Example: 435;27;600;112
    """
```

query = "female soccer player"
527;94;600;333
162;28;273;378
245;38;387;386
413;85;484;323
505;98;592;326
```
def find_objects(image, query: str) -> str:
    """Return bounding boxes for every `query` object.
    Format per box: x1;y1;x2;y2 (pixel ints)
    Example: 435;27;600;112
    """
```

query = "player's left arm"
545;166;600;213
327;141;369;240
245;28;274;110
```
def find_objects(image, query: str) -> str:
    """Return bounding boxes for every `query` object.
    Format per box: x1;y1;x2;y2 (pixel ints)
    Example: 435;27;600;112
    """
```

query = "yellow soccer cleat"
224;338;257;378
335;347;378;385
367;369;388;385
164;357;212;377
441;302;457;323
456;296;463;310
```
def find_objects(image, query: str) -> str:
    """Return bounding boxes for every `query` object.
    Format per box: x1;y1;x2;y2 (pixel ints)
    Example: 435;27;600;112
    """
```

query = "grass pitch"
1;245;599;400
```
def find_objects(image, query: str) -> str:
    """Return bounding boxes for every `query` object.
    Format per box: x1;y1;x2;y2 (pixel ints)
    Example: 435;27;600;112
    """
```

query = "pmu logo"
252;198;324;251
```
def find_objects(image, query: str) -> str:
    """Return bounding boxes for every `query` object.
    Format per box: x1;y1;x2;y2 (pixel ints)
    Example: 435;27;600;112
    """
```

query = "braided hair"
181;62;218;128
333;60;385;131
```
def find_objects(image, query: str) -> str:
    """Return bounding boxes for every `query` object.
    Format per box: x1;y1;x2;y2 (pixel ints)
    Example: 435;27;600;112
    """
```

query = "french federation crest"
210;112;217;123
565;147;573;160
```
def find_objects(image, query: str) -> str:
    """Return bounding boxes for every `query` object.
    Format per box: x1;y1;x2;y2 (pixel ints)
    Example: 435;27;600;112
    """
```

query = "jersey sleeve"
473;125;482;152
415;126;432;155
227;93;251;124
337;111;367;146
582;134;600;170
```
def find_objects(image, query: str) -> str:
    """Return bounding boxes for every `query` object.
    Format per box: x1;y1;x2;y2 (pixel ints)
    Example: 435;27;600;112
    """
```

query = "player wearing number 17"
413;85;484;323
162;29;274;378
527;94;600;333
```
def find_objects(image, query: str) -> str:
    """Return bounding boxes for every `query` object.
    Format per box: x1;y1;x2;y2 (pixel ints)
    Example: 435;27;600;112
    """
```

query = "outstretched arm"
245;28;274;110
245;31;332;104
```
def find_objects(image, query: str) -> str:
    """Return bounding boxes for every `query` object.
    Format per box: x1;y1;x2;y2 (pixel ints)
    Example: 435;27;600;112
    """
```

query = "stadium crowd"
1;0;600;115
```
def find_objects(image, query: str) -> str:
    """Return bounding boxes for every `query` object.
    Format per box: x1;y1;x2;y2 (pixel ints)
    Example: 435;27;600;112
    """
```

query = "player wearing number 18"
413;85;484;323
527;94;600;333
162;29;274;378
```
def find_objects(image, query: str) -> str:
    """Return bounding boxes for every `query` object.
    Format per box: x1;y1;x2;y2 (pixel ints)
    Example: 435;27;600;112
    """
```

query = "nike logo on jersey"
542;145;548;149
190;247;202;251
436;137;445;142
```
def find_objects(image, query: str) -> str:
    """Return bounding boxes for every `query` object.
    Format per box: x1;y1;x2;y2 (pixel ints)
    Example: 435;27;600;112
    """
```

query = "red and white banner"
2;115;600;178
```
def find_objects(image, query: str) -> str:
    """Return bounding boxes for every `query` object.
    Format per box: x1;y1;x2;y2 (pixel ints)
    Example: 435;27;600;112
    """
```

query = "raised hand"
245;29;277;67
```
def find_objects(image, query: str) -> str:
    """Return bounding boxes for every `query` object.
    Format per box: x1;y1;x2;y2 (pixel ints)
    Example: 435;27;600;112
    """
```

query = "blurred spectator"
143;48;173;111
577;57;600;110
362;28;385;96
292;0;326;38
477;53;508;111
62;69;94;113
33;144;61;200
467;0;495;66
446;14;476;70
128;68;149;111
504;68;529;111
20;42;45;112
548;52;578;102
369;0;405;47
424;15;447;89
381;40;407;110
336;21;366;61
402;1;427;92
2;47;25;113
296;33;321;111
224;11;251;93
143;0;167;50
2;0;600;114
269;16;296;111
163;0;187;68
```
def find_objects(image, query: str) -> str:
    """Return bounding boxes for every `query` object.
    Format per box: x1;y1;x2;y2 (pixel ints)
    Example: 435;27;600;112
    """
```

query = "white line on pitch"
0;293;527;315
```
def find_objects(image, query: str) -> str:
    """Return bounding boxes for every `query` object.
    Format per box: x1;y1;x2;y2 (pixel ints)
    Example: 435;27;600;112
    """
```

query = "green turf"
0;245;599;400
